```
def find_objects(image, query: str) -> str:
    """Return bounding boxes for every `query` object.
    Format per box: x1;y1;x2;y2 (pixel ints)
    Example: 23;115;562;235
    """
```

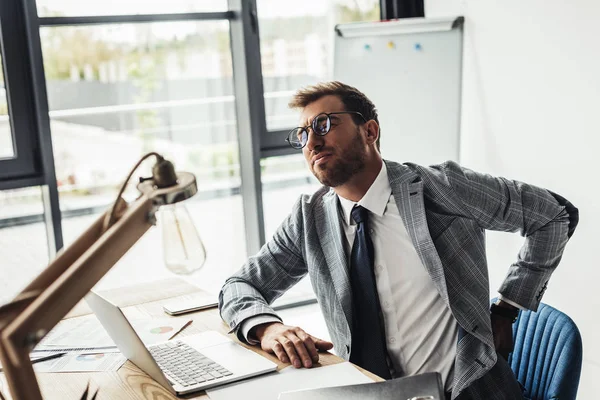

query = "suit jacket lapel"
386;160;451;306
317;190;353;330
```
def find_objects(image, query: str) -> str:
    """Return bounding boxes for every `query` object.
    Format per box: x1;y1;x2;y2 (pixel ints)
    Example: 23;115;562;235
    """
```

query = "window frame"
0;0;43;182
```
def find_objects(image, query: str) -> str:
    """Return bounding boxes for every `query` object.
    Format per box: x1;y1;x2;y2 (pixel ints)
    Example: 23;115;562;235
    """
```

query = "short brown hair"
288;81;380;150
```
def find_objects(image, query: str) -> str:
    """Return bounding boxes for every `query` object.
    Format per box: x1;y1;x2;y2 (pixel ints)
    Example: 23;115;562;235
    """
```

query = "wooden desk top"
0;278;380;399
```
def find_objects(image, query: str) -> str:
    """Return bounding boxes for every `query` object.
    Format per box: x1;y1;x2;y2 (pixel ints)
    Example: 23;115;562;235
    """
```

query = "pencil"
0;352;66;372
31;352;67;365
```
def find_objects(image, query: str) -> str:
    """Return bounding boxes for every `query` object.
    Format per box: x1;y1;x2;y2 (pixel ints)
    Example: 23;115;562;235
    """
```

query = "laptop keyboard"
149;341;233;387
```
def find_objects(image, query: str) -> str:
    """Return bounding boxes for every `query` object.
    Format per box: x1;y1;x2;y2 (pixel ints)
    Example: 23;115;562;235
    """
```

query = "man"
219;81;578;399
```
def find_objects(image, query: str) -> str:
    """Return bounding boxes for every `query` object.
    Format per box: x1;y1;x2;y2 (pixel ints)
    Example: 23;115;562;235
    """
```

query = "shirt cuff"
498;295;526;310
240;315;282;345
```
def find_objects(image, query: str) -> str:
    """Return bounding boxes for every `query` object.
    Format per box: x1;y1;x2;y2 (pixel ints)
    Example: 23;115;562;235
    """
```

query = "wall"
425;1;600;398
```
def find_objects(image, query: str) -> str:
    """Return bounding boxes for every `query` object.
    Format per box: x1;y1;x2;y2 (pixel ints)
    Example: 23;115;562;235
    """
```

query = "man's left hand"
491;301;517;360
491;314;514;360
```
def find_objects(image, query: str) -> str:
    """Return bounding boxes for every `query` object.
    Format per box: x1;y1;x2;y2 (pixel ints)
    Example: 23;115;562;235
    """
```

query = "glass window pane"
0;52;13;159
261;154;321;306
262;154;320;237
37;0;227;17
258;0;380;131
0;187;49;305
41;21;246;294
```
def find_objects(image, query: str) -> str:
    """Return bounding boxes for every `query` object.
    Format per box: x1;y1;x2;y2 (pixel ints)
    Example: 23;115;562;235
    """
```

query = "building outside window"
35;0;227;17
0;186;49;305
39;19;247;293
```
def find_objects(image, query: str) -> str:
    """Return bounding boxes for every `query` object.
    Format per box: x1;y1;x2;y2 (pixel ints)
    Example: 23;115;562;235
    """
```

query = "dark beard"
315;131;366;187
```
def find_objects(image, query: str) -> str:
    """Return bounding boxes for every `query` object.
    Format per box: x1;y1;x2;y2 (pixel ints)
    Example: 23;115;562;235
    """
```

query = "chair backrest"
509;303;583;400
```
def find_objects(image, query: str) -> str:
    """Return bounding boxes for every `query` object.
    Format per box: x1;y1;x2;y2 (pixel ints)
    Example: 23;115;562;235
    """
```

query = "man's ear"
364;120;379;145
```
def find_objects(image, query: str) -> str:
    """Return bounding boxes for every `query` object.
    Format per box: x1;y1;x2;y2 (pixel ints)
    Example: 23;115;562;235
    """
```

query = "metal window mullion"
380;0;399;20
0;0;42;180
0;176;45;191
38;11;234;27
23;0;63;255
381;0;424;19
228;0;266;256
260;128;298;158
260;147;298;159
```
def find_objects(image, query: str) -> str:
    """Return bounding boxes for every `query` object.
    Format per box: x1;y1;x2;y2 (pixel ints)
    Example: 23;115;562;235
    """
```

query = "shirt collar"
338;162;392;225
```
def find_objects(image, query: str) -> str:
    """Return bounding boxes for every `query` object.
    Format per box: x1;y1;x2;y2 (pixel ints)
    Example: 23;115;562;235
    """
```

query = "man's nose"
305;127;324;152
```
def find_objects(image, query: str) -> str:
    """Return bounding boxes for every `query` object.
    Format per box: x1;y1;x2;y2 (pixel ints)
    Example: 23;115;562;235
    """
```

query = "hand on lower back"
491;314;514;360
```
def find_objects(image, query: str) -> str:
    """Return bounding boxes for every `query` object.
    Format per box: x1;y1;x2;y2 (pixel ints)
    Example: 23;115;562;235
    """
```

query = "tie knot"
351;205;368;225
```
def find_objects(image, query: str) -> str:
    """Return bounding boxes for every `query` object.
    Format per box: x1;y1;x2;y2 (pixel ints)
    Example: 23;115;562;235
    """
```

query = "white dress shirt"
337;163;458;390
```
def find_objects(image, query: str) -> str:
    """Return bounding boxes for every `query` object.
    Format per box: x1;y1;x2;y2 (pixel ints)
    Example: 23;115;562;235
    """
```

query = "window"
258;0;380;132
40;20;247;293
0;187;49;305
261;154;320;238
0;53;11;159
261;154;321;306
37;0;227;17
257;0;380;305
1;0;389;307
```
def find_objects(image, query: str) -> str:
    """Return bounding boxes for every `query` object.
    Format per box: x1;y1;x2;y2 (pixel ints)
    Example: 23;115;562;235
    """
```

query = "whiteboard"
334;17;464;166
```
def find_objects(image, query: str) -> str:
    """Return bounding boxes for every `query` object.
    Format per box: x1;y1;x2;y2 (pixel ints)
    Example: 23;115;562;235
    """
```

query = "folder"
278;372;444;400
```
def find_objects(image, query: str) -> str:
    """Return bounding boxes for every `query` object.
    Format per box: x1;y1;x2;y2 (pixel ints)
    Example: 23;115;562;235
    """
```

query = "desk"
0;278;380;399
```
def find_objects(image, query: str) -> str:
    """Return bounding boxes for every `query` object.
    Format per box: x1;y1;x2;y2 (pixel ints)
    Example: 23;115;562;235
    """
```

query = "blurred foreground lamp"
0;152;203;399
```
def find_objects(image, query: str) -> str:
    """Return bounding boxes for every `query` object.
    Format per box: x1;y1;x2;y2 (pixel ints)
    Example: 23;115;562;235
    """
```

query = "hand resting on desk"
252;322;333;369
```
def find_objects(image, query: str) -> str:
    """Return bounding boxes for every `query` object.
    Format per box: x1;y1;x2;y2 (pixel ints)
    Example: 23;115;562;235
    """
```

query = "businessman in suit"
219;81;578;399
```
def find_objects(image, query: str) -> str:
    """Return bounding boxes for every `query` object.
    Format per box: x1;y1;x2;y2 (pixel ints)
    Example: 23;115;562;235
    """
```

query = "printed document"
37;314;191;350
34;352;127;373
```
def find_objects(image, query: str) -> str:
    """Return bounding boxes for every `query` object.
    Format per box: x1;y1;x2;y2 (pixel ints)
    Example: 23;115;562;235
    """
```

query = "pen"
0;352;66;372
31;352;67;365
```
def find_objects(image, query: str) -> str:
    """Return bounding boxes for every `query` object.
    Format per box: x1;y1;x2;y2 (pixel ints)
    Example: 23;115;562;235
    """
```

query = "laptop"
85;290;277;395
277;372;444;400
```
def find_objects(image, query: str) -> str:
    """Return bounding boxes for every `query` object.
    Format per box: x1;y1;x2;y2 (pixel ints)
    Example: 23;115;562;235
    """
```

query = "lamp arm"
0;152;197;400
0;194;155;400
104;151;162;231
0;211;108;335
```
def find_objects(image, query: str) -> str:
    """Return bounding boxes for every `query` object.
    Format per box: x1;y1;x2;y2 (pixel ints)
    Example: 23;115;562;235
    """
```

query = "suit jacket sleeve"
218;195;308;342
431;161;578;311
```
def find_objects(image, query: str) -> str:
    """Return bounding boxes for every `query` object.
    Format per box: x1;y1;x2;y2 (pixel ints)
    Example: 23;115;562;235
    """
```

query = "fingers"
271;341;289;364
312;336;334;351
261;325;331;368
285;332;315;368
295;329;319;363
276;337;303;368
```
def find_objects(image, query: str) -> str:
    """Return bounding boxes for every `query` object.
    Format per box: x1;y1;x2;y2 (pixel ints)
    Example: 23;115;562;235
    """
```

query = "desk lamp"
0;152;203;399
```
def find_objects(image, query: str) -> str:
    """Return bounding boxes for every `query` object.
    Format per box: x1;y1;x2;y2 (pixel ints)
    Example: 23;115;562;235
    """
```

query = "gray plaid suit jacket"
219;160;578;399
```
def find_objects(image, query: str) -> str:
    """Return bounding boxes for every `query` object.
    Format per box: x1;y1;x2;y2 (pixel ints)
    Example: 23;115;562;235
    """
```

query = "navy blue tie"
348;205;391;379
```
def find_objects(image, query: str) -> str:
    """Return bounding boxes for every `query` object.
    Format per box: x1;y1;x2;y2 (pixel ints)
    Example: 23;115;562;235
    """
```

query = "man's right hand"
253;322;334;368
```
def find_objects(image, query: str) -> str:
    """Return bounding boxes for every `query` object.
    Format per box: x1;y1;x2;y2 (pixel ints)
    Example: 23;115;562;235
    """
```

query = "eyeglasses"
286;111;367;149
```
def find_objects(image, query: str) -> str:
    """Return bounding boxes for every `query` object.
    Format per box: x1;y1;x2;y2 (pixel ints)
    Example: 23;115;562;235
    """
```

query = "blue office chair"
508;303;583;400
